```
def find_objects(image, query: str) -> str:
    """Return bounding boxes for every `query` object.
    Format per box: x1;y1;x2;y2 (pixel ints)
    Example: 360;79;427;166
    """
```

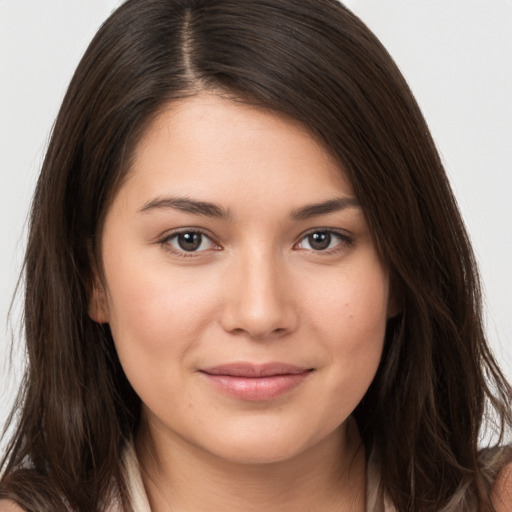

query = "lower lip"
201;371;312;401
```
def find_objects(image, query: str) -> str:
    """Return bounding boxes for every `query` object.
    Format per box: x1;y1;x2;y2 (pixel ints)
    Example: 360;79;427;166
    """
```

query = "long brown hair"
1;0;511;510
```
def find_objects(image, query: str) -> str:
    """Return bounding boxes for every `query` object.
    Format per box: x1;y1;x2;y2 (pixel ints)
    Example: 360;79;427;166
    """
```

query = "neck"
136;418;366;512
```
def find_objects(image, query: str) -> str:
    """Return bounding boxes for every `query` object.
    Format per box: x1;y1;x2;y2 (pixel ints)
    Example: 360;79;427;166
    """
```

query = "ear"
88;266;109;324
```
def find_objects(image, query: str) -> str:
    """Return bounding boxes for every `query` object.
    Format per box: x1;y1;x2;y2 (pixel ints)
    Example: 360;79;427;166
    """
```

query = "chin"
207;439;308;466
195;420;342;467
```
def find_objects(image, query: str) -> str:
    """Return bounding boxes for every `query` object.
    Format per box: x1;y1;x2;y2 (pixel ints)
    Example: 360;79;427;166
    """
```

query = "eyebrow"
290;197;361;220
138;195;360;220
139;197;230;219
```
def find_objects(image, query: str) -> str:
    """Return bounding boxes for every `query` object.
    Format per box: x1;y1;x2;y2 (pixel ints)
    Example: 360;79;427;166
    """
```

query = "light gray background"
1;0;511;440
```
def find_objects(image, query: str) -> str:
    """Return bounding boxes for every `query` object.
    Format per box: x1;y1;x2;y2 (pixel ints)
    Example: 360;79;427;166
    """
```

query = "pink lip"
199;363;313;401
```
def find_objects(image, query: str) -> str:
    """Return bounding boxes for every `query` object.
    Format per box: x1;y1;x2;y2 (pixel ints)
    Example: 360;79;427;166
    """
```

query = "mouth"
199;363;314;401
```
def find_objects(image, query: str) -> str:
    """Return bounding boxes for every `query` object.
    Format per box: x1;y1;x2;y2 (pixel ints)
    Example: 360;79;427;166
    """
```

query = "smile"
199;363;314;401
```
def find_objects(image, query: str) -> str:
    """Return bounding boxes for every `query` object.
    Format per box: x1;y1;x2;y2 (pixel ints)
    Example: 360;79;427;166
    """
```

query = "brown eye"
307;232;332;250
177;232;202;251
296;230;351;252
165;231;217;253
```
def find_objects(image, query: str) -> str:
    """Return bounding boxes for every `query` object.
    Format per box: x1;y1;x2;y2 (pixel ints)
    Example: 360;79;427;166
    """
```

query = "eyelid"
156;227;353;258
294;228;353;252
158;228;222;257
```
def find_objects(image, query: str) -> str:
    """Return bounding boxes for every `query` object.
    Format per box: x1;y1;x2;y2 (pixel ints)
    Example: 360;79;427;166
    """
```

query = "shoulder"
0;500;25;512
491;461;512;512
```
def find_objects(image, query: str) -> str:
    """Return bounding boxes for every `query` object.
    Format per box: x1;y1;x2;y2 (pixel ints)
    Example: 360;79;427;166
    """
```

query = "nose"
219;250;299;339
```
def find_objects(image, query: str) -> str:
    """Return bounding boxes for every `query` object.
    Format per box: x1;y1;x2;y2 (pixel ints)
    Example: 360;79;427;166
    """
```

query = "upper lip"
200;362;312;377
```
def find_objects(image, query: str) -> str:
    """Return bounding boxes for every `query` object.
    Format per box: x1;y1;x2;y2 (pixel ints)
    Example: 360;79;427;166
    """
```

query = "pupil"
178;232;201;251
309;232;331;250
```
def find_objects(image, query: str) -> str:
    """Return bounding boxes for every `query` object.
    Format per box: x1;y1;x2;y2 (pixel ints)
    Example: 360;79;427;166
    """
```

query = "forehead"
118;93;353;211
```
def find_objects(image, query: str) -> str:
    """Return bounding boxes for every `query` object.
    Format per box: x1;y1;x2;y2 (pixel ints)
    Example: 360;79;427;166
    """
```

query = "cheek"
105;253;211;340
306;255;389;337
102;253;220;400
103;264;213;417
306;260;389;398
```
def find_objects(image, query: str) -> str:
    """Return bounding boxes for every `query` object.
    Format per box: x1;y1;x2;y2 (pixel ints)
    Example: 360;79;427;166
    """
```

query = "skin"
89;93;393;511
2;96;511;512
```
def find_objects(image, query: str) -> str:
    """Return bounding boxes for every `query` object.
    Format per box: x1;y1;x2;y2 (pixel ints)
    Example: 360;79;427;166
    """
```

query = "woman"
1;0;511;510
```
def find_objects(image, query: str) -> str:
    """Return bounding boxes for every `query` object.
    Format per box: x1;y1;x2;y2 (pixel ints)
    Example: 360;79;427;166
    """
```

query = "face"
91;94;391;465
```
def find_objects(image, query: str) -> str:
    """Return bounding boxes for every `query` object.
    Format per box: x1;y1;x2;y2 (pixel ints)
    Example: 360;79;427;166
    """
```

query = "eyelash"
158;228;353;258
295;229;353;255
159;228;220;258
